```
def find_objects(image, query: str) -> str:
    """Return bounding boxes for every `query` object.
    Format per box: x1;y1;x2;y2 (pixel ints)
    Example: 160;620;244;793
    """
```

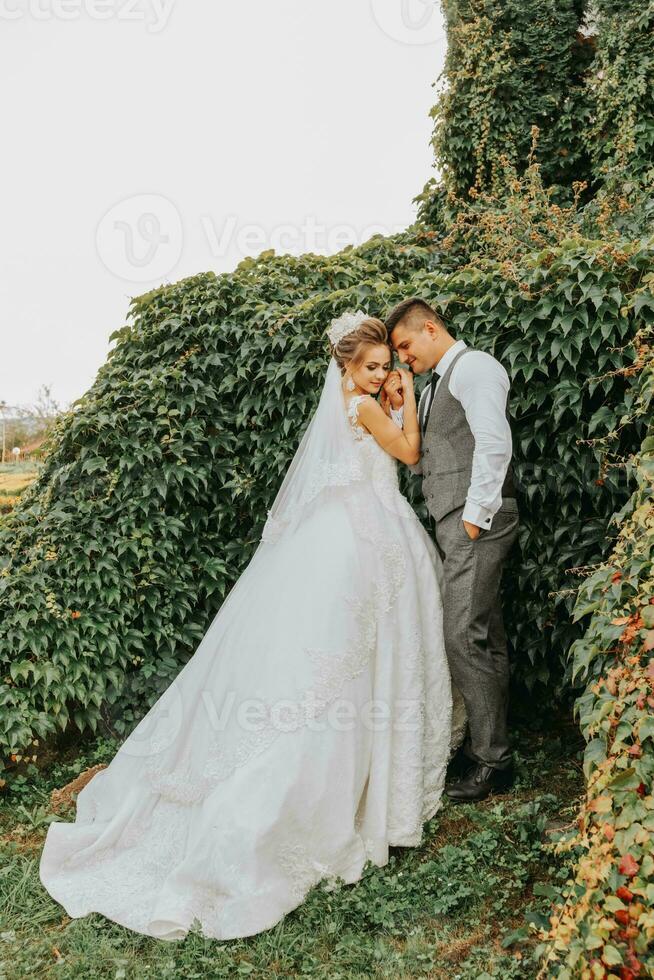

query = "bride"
39;310;464;941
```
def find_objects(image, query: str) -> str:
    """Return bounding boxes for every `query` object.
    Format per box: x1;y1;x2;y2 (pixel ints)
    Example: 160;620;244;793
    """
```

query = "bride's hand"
382;371;404;409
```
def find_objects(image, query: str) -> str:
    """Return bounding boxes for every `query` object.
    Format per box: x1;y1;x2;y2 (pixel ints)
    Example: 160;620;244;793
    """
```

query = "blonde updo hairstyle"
330;317;391;375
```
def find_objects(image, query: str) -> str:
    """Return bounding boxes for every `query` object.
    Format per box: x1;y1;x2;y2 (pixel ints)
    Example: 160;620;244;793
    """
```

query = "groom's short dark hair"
385;297;450;334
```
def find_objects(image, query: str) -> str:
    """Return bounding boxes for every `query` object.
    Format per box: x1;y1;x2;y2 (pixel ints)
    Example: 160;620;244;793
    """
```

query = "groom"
384;298;520;803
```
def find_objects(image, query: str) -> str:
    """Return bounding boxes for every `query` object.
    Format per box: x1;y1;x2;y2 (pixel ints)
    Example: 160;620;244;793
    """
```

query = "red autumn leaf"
637;782;646;797
603;823;616;841
619;969;637;980
627;744;642;757
619;853;639;878
615;909;630;926
627;955;643;974
616;885;634;902
611;571;622;582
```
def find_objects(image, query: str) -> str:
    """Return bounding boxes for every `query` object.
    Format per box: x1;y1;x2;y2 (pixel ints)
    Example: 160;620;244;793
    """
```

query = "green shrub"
417;0;594;223
585;0;654;236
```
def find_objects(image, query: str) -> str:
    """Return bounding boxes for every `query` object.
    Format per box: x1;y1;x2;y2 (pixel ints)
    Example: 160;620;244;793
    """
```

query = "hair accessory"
327;309;369;348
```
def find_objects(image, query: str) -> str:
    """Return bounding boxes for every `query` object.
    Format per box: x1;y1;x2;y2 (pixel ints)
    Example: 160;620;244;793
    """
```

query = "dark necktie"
421;371;439;434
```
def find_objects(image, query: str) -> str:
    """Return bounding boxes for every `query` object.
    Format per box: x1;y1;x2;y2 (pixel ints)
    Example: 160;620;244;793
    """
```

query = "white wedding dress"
39;356;464;941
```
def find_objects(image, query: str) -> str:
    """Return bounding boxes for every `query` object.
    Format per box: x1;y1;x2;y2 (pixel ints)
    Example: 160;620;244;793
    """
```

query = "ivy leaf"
81;457;107;475
609;768;640;791
602;945;623;967
638;716;654;743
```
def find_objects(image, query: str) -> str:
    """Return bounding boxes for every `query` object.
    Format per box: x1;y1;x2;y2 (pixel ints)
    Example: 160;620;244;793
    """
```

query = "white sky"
1;0;446;411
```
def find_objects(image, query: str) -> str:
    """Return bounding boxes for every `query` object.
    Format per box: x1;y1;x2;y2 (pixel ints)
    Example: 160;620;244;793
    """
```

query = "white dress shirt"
410;339;513;530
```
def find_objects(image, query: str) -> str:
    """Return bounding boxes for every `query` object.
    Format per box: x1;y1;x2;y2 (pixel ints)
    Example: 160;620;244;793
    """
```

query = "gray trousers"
432;498;520;769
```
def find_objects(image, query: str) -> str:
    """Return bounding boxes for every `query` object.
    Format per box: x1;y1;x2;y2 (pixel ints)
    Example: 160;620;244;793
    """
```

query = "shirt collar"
434;339;467;377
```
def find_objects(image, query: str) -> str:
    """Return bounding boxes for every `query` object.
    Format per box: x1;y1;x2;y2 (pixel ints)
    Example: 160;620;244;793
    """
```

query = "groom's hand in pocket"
463;520;481;540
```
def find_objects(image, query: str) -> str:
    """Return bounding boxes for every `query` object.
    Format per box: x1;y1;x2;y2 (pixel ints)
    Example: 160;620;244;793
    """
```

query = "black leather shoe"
444;761;514;803
445;746;476;783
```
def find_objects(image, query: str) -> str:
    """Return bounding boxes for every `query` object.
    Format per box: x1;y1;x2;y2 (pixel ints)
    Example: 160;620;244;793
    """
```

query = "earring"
346;376;355;391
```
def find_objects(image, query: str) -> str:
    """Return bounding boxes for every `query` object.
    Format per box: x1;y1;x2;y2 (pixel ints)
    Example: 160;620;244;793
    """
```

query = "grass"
0;464;40;514
0;720;584;979
0;464;39;496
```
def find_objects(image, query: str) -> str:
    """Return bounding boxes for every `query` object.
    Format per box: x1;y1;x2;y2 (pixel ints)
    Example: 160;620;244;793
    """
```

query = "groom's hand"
463;520;481;540
382;370;404;409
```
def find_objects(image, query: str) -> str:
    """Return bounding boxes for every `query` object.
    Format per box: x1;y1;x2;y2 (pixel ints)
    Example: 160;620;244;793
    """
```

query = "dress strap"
346;394;367;425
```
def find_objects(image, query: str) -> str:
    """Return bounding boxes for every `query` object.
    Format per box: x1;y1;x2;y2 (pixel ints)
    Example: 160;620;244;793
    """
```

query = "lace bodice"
343;393;413;516
345;394;372;441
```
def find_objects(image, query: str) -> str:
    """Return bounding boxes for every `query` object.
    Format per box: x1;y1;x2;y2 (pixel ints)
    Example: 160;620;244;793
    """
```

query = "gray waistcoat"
421;347;516;522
